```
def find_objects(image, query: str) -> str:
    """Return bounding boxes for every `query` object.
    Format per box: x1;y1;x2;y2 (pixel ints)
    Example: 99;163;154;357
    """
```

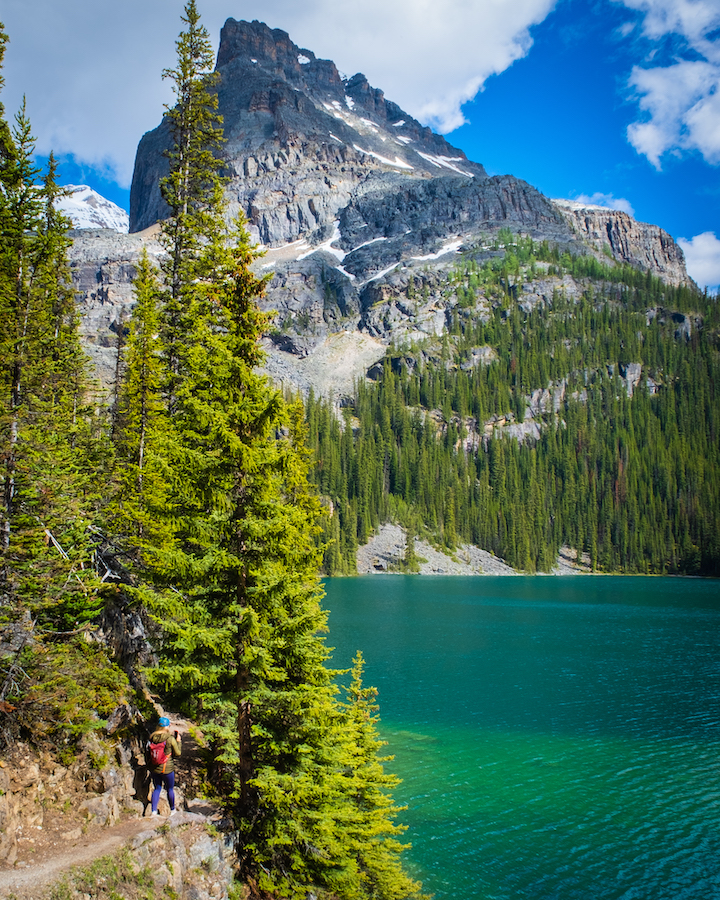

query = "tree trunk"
236;562;256;815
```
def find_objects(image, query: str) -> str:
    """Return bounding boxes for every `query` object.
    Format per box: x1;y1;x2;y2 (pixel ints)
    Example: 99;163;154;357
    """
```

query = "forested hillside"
307;237;720;576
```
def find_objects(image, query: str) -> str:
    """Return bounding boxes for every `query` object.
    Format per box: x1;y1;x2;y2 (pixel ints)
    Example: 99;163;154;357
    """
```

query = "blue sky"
4;0;719;289
453;0;720;290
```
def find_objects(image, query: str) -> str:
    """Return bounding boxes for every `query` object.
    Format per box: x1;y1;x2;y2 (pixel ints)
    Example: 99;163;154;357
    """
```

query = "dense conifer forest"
306;238;720;576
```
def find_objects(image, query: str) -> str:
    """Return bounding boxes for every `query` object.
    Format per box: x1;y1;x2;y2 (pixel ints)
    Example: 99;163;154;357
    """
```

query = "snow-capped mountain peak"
56;185;129;233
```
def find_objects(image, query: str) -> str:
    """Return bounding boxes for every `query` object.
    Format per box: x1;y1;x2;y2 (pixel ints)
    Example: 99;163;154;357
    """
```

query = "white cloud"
1;0;558;187
617;20;637;37
2;0;179;186
627;60;720;166
678;231;720;291
619;0;720;167
245;0;559;135
573;192;636;216
620;0;720;60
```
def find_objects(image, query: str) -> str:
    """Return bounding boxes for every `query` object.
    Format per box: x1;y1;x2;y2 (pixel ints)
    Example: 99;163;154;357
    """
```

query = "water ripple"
326;576;720;900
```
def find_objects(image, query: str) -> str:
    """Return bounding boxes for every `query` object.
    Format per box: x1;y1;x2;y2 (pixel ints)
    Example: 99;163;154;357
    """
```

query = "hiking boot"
150;810;160;817
169;809;177;817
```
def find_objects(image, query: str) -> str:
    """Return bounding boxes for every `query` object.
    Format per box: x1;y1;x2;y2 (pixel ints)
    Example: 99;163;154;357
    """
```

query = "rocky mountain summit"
130;18;487;238
70;18;693;400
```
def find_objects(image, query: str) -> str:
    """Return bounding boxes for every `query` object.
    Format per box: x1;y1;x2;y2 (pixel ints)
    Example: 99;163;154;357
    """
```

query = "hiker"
147;715;182;817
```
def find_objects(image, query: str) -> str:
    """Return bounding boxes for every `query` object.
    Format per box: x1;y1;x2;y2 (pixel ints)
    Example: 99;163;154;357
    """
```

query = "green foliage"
334;653;426;900
0;21;131;772
0;31;108;630
402;517;420;573
16;637;130;741
109;250;175;555
235;651;425;900
159;0;229;400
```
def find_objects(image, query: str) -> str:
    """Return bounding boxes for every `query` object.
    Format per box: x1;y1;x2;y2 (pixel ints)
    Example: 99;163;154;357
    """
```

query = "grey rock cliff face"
128;19;690;290
553;200;691;287
69;227;163;395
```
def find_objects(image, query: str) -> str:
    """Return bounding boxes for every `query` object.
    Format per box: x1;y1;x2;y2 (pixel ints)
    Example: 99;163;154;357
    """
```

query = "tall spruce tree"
110;250;175;552
112;5;422;898
334;653;424;900
158;0;228;400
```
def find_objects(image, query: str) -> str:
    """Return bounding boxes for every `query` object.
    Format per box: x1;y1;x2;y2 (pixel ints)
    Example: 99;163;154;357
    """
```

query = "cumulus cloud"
620;0;720;58
573;192;636;216
619;0;720;167
678;231;720;291
1;0;557;186
627;60;720;166
2;0;179;185
308;0;556;134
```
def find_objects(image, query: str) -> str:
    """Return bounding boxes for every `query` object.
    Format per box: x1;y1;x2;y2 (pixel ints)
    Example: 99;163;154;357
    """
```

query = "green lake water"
323;576;720;900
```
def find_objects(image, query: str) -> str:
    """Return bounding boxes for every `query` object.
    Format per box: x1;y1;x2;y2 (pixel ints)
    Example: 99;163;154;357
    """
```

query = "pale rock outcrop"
553;200;691;287
69;227;163;395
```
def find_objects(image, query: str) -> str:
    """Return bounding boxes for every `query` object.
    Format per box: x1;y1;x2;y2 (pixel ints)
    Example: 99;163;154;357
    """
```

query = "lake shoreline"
345;524;717;578
353;523;590;576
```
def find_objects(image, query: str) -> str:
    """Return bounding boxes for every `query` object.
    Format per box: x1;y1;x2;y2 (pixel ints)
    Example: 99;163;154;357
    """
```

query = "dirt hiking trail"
0;717;225;899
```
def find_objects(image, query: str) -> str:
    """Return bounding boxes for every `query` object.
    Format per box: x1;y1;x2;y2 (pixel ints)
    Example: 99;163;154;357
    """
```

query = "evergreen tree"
158;0;228;399
110;6;422;897
403;516;420;573
332;652;425;900
110;250;175;551
303;248;720;576
0;25;16;222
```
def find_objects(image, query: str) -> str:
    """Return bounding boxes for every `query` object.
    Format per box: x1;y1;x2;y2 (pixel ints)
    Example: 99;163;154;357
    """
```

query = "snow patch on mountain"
298;221;345;262
56;185;129;233
352;145;414;170
415;151;473;177
412;239;463;261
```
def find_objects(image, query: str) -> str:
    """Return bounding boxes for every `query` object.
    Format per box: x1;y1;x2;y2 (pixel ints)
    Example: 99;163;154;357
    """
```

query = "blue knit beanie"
159;716;170;727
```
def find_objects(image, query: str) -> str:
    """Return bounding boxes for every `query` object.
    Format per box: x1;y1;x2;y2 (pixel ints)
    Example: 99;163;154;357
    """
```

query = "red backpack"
148;740;169;771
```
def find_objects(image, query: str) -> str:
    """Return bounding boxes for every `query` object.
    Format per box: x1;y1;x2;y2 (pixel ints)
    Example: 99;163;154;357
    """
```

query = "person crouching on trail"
148;716;182;817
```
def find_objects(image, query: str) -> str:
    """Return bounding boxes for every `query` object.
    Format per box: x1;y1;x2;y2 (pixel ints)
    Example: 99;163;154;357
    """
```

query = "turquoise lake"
323;576;720;900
